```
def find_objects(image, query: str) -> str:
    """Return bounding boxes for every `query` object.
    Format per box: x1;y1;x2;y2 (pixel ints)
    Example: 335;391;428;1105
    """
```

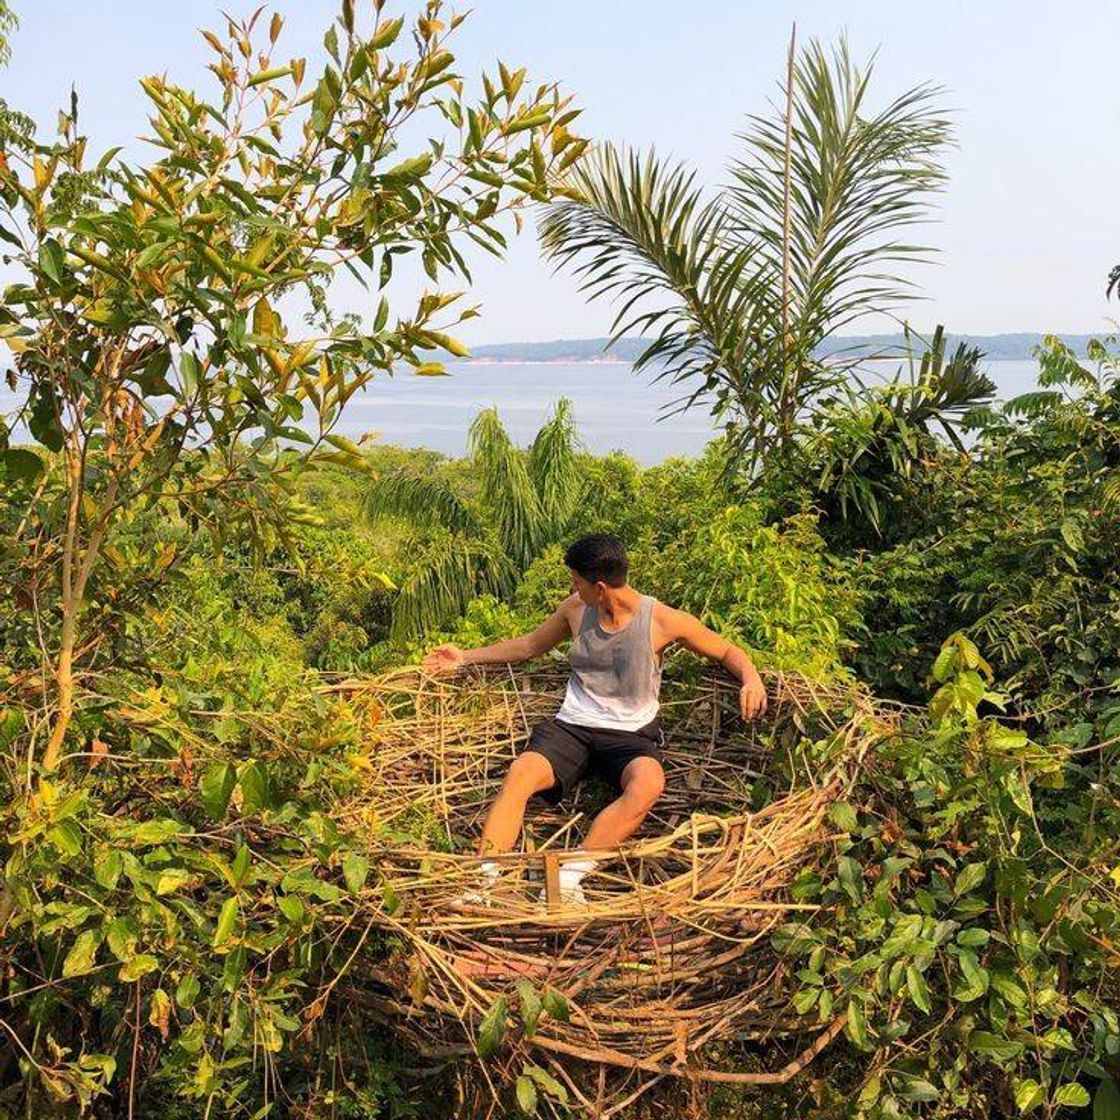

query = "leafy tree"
0;2;15;64
0;2;582;770
364;400;582;640
539;36;951;471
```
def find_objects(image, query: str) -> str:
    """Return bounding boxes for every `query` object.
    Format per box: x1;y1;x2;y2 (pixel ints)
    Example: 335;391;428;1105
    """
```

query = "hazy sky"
2;1;1117;344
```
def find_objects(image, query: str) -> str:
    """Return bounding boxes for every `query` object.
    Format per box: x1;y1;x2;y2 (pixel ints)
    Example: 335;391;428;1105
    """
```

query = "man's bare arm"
422;597;576;673
657;606;768;719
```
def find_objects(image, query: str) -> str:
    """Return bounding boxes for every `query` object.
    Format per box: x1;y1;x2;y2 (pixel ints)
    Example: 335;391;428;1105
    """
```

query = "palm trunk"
778;24;798;449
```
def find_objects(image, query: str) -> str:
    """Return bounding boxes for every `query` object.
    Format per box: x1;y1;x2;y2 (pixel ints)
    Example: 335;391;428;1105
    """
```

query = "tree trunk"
42;448;118;772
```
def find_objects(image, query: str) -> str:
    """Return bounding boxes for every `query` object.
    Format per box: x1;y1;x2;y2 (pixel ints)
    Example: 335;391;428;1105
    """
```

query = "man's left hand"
740;674;768;720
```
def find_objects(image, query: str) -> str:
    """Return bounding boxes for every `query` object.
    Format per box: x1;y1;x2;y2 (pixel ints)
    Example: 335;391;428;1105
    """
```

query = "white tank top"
555;595;661;731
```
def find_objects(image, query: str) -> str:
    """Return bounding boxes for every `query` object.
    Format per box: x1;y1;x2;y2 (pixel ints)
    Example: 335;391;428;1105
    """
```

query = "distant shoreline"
460;356;631;366
455;332;1103;365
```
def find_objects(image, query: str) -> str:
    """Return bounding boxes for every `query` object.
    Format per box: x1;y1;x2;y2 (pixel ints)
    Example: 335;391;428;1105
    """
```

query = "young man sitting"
422;533;768;904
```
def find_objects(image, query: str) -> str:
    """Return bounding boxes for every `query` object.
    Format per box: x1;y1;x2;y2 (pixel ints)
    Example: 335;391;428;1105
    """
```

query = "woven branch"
331;665;892;1111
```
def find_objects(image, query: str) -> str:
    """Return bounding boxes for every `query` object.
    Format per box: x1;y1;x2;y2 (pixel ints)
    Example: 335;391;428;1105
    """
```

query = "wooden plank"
542;852;561;911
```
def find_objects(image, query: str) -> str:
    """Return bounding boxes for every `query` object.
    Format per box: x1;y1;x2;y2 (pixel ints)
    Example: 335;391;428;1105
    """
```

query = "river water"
1;359;1041;466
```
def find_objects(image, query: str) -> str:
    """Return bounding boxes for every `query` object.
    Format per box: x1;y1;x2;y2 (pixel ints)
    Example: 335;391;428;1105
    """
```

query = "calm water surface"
1;359;1042;466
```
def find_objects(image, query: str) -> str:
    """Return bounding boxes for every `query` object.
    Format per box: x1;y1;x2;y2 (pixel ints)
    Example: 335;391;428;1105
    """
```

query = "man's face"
569;570;604;607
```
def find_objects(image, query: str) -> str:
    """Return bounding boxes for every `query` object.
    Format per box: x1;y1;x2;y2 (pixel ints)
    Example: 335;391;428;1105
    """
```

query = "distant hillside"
463;333;1098;363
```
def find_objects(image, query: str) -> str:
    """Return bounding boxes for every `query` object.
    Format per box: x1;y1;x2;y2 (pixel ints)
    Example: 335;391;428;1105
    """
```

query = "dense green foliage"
1;5;1118;1118
3;331;1119;1116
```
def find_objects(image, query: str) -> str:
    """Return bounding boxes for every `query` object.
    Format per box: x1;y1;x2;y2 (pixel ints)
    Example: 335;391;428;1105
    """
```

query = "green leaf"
1059;518;1084;552
380;154;433;183
94;848;122;890
342;852;369;894
858;1076;882;1108
1014;1079;1045;1114
213;896;239;949
476;996;508;1059
155;867;191;896
828;801;858;831
38;239;65;284
958;949;989;995
523;1063;568;1104
956;928;990;948
106;915;139;961
370;16;404;49
954;862;987;897
231;844;251;888
969;1031;1023;1062
906;964;931;1013
277;895;304;923
129;818;187;845
2;448;44;482
247;65;292;88
516;978;541;1038
1052;1083;1090;1108
837;855;862;902
541;986;569;1023
991;971;1028;1008
62;929;101;978
931;643;956;682
46;820;82;857
515;1074;538;1116
238;760;270;814
1095;1079;1120;1120
176;973;201;1009
898;1078;939;1103
846;999;870;1050
119;954;158;981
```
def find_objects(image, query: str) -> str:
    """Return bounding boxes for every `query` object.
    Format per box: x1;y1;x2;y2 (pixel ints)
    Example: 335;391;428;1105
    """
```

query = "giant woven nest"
335;666;896;1114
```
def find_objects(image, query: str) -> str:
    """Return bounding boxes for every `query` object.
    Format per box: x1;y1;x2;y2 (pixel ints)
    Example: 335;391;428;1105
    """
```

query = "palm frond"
883;327;996;450
389;540;514;643
731;39;952;352
468;407;543;568
528;398;584;536
540;145;773;421
363;470;482;537
1100;468;1120;516
1001;391;1064;420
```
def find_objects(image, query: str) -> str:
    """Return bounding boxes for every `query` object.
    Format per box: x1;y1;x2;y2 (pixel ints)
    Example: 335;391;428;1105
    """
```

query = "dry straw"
328;665;894;1114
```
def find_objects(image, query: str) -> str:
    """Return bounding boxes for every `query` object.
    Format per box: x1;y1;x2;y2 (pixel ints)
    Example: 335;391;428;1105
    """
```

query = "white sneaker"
453;884;495;908
450;862;500;909
537;879;588;909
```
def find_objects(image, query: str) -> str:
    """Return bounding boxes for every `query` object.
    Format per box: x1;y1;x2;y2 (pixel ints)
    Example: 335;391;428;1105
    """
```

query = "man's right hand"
422;644;467;674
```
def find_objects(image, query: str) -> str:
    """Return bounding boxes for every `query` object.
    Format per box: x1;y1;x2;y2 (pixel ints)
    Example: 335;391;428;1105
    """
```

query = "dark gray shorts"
523;716;665;804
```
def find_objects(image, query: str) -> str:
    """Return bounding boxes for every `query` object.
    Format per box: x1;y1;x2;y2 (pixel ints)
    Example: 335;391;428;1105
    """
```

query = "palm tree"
806;325;996;534
1108;264;1120;301
364;400;582;641
539;35;953;472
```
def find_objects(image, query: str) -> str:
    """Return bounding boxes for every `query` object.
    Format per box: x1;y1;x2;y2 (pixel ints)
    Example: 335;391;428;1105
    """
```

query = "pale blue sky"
2;1;1117;343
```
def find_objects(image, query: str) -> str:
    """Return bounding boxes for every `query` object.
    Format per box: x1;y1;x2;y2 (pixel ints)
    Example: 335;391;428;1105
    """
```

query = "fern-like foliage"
362;472;483;537
468;407;545;569
529;398;584;533
364;401;583;641
388;542;513;644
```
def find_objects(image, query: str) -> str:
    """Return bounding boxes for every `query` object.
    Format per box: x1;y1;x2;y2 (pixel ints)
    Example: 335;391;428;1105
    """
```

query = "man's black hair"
564;533;629;587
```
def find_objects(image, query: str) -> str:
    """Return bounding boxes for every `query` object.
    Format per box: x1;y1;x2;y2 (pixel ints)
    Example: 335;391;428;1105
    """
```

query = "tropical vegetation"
0;5;1117;1120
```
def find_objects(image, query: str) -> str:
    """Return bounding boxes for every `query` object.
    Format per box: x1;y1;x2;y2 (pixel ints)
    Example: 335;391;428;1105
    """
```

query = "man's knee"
621;760;665;813
503;752;555;796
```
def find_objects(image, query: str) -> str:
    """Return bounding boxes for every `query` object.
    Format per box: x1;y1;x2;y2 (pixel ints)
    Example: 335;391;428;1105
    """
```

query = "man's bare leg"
581;757;667;851
478;751;556;856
